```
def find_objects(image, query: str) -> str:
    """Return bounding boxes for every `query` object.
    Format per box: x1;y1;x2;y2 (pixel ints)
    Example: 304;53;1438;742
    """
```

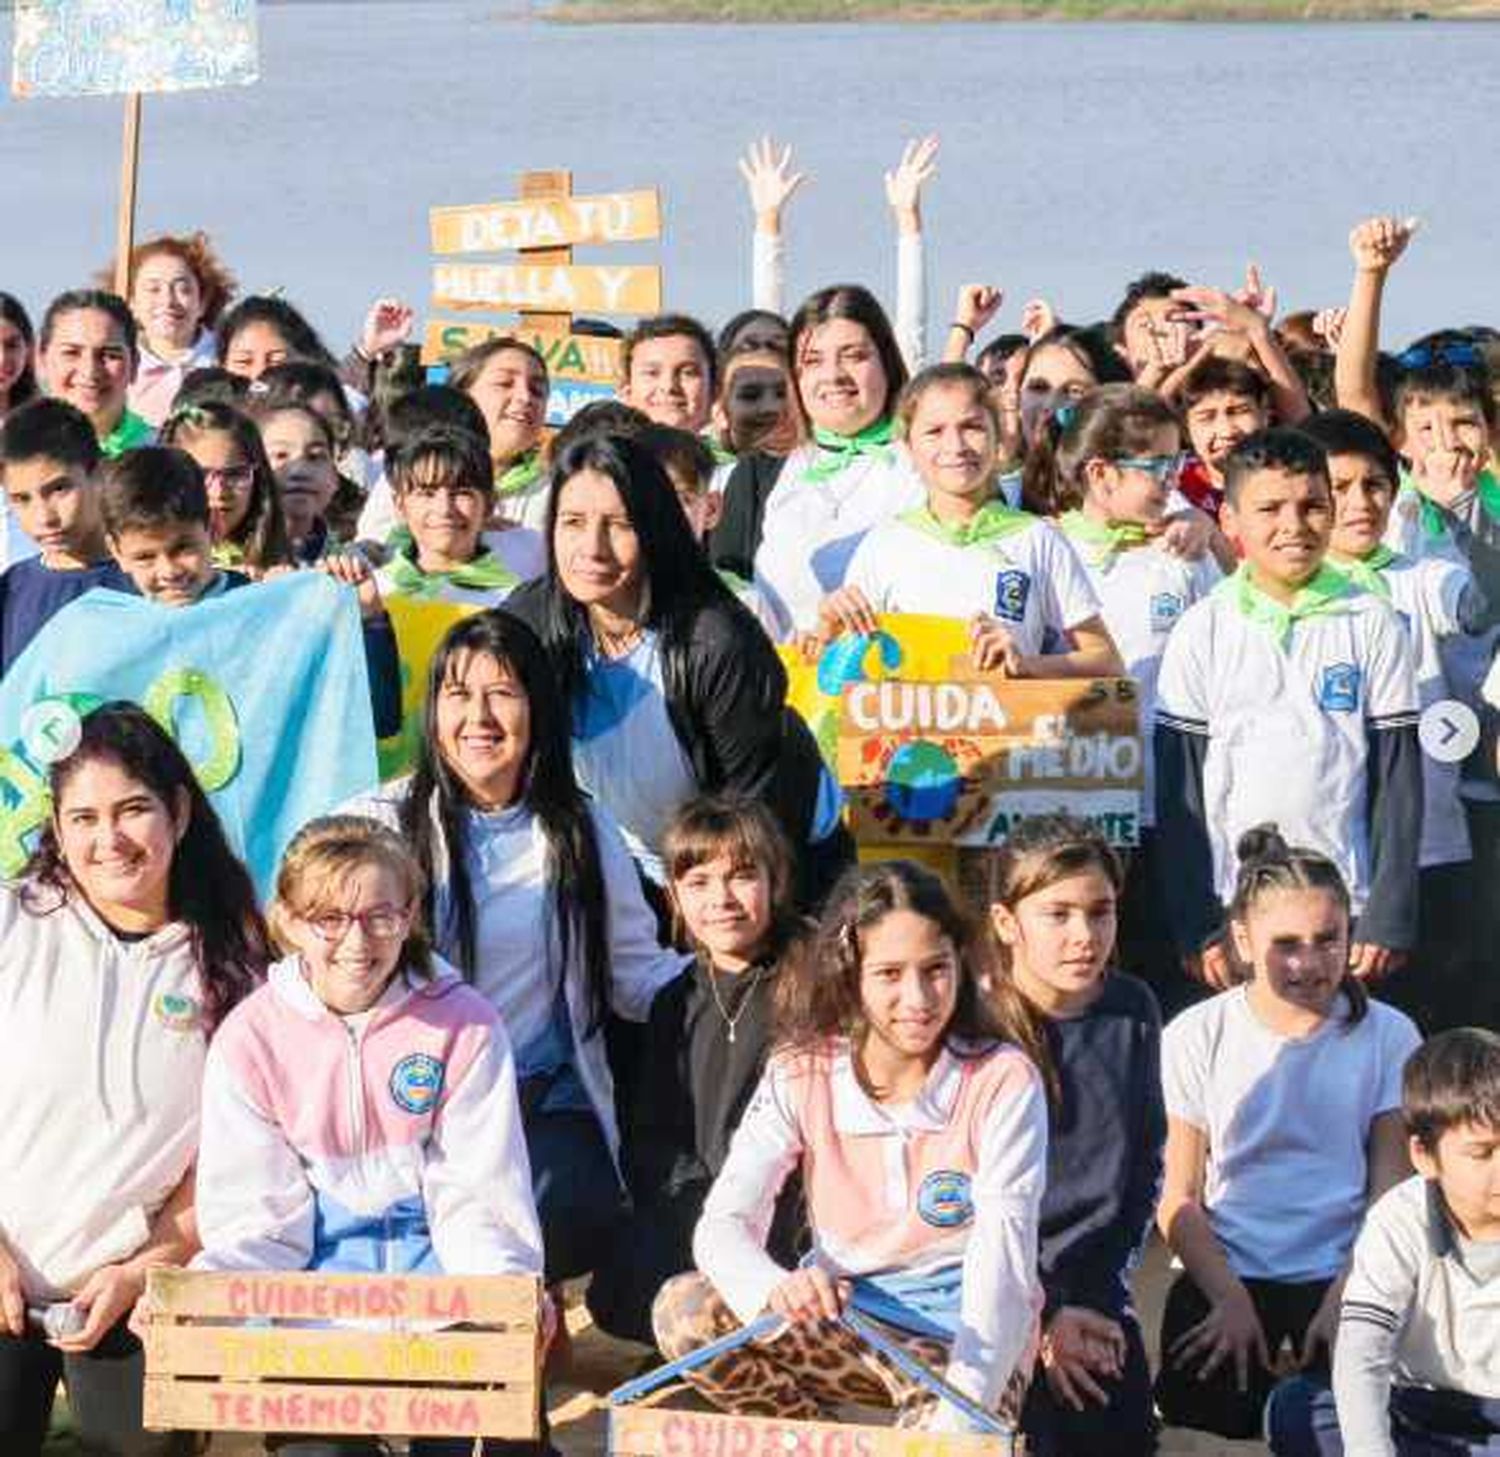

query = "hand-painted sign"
420;322;624;383
431;190;661;255
12;0;259;98
431;263;662;317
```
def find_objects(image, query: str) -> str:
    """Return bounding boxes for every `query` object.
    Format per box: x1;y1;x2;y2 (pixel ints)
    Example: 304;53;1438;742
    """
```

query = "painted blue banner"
0;574;379;892
12;0;259;99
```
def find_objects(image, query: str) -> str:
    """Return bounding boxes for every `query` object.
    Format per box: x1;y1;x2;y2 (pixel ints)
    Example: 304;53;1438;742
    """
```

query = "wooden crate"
142;1270;540;1441
609;1404;1018;1455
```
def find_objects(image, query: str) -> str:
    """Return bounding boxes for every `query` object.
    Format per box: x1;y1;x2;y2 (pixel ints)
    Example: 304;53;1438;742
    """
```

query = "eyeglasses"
1396;341;1486;371
203;465;256;490
302;904;412;943
1113;453;1182;485
405;482;484;505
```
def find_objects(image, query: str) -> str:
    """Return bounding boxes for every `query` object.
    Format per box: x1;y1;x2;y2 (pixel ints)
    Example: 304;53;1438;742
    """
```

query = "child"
98;447;400;736
35;290;153;458
1304;409;1500;1031
1053;384;1221;1014
711;346;802;466
192;815;547;1457
620;314;718;435
254;399;344;564
1155;825;1421;1441
592;794;807;1344
652;860;1049;1434
255;360;372;535
1176;356;1272;515
159;399;290;573
216;294;339;382
0;397;128;672
826;363;1122;679
985;814;1165;1457
1265;1027;1500;1457
1155;427;1421;989
372;423;520;606
446;337;551;529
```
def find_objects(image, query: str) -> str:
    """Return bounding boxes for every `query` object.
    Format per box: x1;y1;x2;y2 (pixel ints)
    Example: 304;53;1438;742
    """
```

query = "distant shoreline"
551;0;1499;18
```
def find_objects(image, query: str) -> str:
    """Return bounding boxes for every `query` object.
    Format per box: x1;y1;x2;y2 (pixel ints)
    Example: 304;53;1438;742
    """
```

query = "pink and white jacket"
695;1038;1047;1423
194;955;542;1278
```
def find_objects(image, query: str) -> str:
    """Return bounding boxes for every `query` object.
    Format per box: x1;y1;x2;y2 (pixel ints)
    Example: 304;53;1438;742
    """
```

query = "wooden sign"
609;1406;1015;1457
432;262;662;317
431;189;661;255
143;1270;540;1440
421;320;624;382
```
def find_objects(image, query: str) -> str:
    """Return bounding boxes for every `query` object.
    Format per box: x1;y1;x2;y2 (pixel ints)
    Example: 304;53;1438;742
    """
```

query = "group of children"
0;188;1497;1457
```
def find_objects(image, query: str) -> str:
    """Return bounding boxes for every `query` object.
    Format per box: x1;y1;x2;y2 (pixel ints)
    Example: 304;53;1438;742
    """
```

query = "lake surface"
1;3;1494;351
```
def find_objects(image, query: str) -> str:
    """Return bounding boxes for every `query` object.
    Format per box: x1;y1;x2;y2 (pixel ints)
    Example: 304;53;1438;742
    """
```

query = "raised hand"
1348;216;1420;276
739;136;807;234
1020;297;1057;343
359;297;415;360
885;135;940;233
955;284;1004;337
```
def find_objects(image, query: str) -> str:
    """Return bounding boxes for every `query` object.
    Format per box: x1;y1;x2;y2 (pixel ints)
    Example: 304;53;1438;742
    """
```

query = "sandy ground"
46;1237;1271;1455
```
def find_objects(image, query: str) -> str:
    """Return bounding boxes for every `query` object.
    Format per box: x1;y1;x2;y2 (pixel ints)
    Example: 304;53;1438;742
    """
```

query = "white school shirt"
1162;988;1420;1282
1155;579;1419;915
753;444;925;640
1062;530;1221;829
1363;552;1473;867
845;512;1102;656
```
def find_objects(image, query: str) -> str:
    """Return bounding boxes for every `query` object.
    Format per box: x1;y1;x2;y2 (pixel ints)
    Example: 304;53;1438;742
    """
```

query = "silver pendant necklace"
706;959;769;1044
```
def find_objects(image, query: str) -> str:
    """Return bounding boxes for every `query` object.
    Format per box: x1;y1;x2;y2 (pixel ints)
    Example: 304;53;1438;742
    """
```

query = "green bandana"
1328;544;1396;600
211;541;247;570
1405;468;1500;540
1225;562;1356;646
1058;510;1152;564
898;500;1036;549
385;547;519;601
495;451;543;498
705;435;736;468
804;419;896;484
99;410;153;459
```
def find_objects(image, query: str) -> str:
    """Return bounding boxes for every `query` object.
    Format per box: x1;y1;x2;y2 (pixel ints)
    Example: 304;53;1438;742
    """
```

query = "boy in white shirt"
1265;1027;1500;1457
1155;427;1422;989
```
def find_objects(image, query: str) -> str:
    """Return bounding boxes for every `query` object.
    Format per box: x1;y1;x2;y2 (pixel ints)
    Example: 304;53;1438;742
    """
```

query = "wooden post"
516;170;574;357
113;92;143;298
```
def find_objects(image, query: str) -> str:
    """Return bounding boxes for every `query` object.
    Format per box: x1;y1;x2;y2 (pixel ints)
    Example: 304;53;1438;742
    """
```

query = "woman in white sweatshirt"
0;701;271;1457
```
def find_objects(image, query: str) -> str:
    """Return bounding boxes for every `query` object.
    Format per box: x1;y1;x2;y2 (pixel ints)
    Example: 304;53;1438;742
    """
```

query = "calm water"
1;3;1494;349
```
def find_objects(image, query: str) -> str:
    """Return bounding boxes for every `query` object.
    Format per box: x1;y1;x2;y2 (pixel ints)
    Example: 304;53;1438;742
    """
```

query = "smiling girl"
653;860;1049;1434
0;704;268;1456
1155;825;1420;1441
36;291;152;458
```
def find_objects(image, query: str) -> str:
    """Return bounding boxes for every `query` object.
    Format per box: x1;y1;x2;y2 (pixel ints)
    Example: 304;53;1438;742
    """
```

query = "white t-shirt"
753;444;925;639
570;630;698;883
1156;579;1419;914
845;513;1102;656
1064;535;1220;829
1163;987;1420;1282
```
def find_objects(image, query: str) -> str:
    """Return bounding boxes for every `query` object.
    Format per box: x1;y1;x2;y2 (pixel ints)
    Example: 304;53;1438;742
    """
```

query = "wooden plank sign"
609;1406;1014;1456
431;189;661;255
143;1270;540;1440
421;320;624;382
432;262;662;317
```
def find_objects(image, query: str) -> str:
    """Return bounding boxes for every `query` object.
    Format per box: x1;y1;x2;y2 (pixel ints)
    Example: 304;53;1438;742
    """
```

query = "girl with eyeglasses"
192;813;551;1456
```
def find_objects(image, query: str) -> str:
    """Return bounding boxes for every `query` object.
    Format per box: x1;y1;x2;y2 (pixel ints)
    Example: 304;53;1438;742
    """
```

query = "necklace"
705;958;769;1044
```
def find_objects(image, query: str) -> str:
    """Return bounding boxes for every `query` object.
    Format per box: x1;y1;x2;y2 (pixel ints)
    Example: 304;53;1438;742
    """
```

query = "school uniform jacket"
195;955;542;1277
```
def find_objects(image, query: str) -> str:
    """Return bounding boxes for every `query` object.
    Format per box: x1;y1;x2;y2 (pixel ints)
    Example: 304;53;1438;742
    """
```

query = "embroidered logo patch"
1318;662;1362;714
1149;592;1186;632
389;1053;444;1115
993;569;1031;624
152;991;201;1033
916;1170;974;1229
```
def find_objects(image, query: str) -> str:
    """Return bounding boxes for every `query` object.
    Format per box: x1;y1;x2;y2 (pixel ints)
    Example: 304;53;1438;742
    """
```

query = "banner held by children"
782;614;1143;848
0;574;378;892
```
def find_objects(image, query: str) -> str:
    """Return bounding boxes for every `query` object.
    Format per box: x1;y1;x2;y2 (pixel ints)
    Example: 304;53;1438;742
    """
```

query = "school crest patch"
992;570;1031;625
152;991;201;1033
1318;662;1362;714
916;1170;974;1229
1149;592;1186;632
389;1053;444;1115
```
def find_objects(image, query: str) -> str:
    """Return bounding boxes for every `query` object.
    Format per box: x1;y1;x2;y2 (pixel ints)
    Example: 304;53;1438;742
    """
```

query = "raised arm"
1335;217;1418;431
885;135;938;373
740;136;807;317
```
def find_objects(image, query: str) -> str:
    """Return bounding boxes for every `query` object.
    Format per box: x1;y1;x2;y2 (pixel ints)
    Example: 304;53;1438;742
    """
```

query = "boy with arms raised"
1155;427;1421;987
0;398;127;672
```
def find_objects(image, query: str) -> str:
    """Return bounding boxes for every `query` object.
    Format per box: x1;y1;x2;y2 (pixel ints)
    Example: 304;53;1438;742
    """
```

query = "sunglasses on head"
1396;341;1486;371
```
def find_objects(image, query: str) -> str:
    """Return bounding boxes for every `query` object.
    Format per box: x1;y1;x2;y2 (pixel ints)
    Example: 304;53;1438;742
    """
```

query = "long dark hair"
215;295;336;373
21;702;270;1031
536;431;747;712
776;859;1053;1099
788;284;908;426
0;292;38;410
401;612;612;1033
161;400;291;570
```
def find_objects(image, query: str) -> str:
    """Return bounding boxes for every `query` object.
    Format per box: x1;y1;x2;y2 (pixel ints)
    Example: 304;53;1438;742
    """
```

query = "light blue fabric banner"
0;574;378;893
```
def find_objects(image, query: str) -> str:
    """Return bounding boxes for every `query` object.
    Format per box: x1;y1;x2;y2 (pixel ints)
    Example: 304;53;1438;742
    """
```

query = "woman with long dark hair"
0;702;270;1456
505;430;851;907
350;610;687;1285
